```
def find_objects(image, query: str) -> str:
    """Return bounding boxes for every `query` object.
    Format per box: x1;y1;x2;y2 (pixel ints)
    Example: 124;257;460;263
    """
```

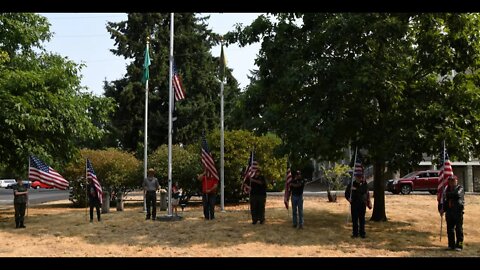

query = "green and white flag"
142;42;151;84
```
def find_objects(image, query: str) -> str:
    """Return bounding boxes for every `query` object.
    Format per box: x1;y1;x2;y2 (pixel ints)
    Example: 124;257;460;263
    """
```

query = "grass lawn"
0;193;479;257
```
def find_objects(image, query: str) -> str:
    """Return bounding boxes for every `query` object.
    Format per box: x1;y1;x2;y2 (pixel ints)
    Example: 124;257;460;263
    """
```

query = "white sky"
38;13;263;96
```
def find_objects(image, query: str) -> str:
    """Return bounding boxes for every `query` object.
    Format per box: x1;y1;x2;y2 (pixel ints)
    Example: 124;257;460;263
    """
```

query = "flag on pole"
242;150;257;193
219;44;227;81
142;42;151;84
437;147;453;213
29;155;69;190
87;159;103;205
283;168;293;209
354;155;364;179
173;61;186;101
352;154;372;209
201;131;219;180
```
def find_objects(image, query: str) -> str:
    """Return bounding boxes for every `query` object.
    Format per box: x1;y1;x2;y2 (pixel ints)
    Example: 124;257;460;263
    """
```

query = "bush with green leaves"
148;144;202;200
64;148;141;207
204;130;287;201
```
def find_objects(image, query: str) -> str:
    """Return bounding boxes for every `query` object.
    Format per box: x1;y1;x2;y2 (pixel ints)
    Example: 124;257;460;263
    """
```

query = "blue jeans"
292;194;303;226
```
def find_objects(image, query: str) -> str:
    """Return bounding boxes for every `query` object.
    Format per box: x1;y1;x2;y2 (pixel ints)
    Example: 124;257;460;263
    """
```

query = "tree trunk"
370;160;388;221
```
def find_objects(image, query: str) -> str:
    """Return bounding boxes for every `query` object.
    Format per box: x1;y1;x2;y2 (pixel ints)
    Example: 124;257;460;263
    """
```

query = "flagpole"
220;41;225;212
346;146;358;224
85;159;88;221
143;38;150;213
167;12;174;217
27;156;29;218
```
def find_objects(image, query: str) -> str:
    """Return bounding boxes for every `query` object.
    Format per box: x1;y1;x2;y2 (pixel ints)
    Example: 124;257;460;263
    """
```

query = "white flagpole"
220;41;225;212
86;159;88;221
167;12;174;217
346;146;358;224
143;39;150;213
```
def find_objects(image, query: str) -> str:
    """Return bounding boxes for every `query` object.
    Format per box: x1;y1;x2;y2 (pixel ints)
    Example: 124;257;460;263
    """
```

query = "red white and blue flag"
201;132;219;181
173;61;186;101
283;167;293;209
242;150;258;194
87;159;103;204
29;155;69;190
437;147;453;207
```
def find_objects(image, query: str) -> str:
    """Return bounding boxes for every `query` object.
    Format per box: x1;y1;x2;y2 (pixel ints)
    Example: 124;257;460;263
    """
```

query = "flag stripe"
173;62;186;101
201;133;219;180
87;159;103;204
29;155;69;190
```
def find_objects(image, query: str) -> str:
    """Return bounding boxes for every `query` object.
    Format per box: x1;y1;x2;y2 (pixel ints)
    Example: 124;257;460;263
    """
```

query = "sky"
38;13;263;96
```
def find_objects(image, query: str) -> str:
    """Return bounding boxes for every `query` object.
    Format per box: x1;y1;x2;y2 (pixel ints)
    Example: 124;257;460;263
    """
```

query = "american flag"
437;147;453;204
87;159;103;204
242;150;257;194
354;155;364;179
173;62;186;101
283;168;293;209
201;132;219;180
29;155;69;190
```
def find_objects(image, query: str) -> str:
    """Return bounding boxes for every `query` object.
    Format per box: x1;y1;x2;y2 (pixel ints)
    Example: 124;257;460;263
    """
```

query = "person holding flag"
246;161;267;225
86;159;102;223
442;175;465;251
345;155;370;238
198;132;219;220
290;170;305;229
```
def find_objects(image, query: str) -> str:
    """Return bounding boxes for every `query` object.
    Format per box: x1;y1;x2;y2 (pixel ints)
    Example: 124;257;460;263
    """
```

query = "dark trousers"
202;193;216;220
89;198;101;221
145;191;157;219
250;194;266;223
14;202;26;227
351;202;366;237
446;212;464;248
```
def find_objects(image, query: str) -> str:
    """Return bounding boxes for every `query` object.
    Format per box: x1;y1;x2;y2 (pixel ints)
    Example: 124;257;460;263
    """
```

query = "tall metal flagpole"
440;139;446;242
143;38;150;213
346;146;358;224
220;41;225;212
167;12;174;217
85;159;88;221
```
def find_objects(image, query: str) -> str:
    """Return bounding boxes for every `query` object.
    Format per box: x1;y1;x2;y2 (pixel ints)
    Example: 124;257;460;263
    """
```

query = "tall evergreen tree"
105;13;240;154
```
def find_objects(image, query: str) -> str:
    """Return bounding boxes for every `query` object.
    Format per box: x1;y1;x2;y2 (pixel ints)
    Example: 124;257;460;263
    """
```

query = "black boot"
15;220;19;229
19;222;26;228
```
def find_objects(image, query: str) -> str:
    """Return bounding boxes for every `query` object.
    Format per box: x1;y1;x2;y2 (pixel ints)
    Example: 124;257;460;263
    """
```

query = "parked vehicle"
31;181;54;189
386;170;440;195
6;180;31;189
0;179;16;188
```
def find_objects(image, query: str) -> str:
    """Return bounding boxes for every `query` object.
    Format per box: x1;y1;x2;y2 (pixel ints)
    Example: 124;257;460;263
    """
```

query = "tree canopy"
226;13;480;221
0;13;115;176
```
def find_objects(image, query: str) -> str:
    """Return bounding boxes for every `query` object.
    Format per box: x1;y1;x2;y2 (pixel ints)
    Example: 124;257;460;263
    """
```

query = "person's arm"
345;183;351;202
206;182;218;193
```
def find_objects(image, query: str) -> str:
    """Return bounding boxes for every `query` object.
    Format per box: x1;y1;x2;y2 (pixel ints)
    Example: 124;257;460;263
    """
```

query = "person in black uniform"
290;170;305;229
87;178;101;223
13;177;28;229
345;173;369;238
247;163;267;225
442;175;465;251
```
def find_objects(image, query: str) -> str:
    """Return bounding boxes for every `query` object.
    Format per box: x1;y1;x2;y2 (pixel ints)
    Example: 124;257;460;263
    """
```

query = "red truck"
386;170;440;195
